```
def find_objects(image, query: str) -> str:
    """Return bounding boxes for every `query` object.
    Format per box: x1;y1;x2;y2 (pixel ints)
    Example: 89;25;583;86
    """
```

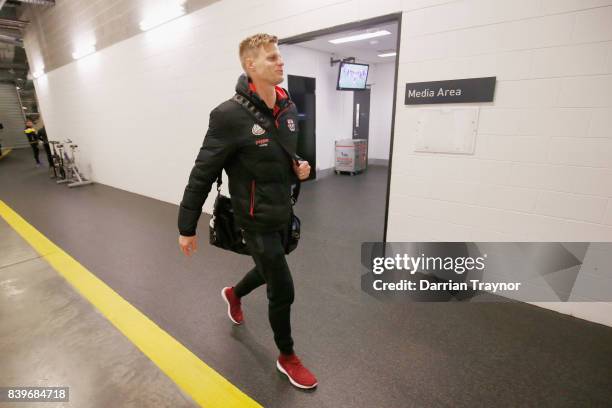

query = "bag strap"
231;93;301;204
215;173;222;192
231;94;299;160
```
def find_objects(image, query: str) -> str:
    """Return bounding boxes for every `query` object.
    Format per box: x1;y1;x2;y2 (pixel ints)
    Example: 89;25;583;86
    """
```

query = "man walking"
24;119;41;167
36;122;54;168
178;34;317;389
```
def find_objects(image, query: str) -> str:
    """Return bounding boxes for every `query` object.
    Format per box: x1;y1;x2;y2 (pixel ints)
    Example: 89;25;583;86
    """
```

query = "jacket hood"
235;74;290;111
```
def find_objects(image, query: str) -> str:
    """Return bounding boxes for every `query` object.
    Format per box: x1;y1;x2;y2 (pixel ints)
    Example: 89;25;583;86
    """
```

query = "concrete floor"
1;148;612;407
0;219;197;407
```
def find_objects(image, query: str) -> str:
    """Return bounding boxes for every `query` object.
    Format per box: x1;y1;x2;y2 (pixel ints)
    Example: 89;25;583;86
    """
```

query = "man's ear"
246;56;255;71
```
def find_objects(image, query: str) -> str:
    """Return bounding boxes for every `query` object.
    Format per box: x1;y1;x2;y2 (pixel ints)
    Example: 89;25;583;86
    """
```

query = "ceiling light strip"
329;30;391;44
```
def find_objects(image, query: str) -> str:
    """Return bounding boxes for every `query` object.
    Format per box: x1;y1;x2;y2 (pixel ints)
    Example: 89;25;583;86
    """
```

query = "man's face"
247;43;284;85
25;121;33;128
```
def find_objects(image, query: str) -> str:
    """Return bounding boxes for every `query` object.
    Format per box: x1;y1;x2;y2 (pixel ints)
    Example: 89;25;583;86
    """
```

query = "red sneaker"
276;353;318;389
221;287;243;325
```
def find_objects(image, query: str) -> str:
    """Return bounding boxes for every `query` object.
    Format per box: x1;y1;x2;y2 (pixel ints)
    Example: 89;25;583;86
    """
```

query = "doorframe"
280;12;403;244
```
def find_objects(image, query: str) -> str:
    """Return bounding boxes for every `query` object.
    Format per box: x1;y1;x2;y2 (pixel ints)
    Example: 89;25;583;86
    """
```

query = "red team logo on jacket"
255;138;270;147
287;118;296;132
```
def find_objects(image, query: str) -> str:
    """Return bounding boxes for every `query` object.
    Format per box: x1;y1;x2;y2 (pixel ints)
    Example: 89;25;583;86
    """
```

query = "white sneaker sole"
221;287;242;325
276;360;318;389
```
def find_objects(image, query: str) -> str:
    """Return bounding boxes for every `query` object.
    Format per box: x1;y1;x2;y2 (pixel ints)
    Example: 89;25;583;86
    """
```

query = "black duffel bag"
285;207;301;254
209;190;250;255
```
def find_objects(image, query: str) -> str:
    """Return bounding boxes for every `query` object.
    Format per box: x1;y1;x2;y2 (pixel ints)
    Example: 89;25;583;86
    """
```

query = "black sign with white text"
404;77;496;105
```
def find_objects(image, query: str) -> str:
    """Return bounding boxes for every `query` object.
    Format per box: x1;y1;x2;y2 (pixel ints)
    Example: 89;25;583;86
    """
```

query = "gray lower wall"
369;158;389;166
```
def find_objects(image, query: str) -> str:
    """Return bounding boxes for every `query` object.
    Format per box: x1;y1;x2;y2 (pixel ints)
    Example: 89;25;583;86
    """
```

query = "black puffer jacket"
178;74;299;236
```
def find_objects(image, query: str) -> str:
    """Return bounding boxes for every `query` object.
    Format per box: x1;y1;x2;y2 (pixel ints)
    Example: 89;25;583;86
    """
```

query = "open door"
352;88;370;141
288;75;316;181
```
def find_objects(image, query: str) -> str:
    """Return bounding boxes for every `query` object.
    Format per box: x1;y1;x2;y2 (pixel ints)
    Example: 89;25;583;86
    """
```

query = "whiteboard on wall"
413;108;479;154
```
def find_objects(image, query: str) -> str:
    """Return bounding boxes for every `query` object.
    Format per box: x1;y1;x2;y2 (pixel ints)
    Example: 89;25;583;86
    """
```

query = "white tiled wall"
388;1;612;326
603;202;612;225
26;0;612;326
390;2;612;239
548;137;612;167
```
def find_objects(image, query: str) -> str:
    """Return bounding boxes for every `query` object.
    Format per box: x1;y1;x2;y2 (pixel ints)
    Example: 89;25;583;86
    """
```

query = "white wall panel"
499;13;575;51
531;42;611;78
535;191;608;223
572;6;612;43
493;79;561;107
548;137;612;167
589;108;612;137
558;75;612;107
476;184;539;212
519;108;593;138
603;201;612;225
541;0;612;14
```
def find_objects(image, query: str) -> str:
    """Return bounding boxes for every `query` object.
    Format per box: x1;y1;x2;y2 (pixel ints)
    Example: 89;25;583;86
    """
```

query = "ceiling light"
378;52;397;58
16;86;20;90
32;67;45;79
140;4;185;31
329;30;391;44
72;44;96;60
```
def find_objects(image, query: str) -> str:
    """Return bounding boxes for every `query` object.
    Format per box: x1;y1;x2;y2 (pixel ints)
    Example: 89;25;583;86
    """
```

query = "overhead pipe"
0;32;23;46
0;18;28;30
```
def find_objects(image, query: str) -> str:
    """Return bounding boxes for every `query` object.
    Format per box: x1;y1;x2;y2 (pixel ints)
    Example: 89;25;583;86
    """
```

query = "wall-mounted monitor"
337;62;369;91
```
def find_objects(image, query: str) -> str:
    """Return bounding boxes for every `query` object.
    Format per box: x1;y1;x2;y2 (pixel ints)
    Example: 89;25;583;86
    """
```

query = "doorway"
288;74;316;181
352;89;370;141
280;13;402;243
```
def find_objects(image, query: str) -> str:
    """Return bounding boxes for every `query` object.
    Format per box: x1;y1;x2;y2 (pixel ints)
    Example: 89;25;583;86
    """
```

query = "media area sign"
405;77;496;105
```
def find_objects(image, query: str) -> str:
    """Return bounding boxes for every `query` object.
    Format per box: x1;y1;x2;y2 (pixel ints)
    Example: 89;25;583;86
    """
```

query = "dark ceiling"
0;1;28;83
0;0;55;117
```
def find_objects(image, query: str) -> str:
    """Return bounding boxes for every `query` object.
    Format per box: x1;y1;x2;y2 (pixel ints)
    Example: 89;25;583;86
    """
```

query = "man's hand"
293;160;311;181
179;235;198;257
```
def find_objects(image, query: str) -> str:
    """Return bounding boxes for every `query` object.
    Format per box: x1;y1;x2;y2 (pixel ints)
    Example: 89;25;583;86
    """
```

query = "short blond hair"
239;33;278;71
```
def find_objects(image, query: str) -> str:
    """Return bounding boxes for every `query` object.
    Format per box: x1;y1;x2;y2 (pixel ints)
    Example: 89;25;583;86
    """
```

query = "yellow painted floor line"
0;148;12;160
0;200;262;408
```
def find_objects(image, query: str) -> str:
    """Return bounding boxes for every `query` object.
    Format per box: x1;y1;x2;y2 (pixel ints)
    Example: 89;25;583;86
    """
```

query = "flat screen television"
336;62;369;91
